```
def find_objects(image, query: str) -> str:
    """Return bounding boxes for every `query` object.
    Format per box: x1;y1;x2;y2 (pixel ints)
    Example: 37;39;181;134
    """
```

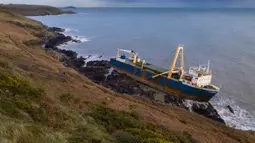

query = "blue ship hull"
110;58;218;101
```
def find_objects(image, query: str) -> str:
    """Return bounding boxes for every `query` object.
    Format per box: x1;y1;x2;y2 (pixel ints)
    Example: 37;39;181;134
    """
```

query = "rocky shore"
41;28;225;124
3;6;255;142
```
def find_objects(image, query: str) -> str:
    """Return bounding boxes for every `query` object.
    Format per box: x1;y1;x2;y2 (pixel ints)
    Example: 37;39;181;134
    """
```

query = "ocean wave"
84;54;104;63
71;35;90;43
64;28;77;33
58;27;91;47
210;96;255;131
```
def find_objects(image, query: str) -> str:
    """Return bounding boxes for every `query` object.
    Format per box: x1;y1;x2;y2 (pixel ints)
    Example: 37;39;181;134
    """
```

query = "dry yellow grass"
0;8;255;143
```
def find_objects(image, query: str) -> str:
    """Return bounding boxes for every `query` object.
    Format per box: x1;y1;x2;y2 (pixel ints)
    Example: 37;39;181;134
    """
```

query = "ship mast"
167;45;184;79
207;60;210;73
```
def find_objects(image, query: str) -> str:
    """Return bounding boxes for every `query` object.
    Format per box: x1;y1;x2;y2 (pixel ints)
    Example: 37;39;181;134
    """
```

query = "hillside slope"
0;8;255;143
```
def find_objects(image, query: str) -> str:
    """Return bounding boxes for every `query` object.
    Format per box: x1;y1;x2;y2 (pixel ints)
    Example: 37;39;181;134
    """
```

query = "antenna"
207;60;210;73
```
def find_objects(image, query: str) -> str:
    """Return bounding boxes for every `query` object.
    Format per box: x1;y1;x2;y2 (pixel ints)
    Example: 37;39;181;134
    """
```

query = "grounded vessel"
109;45;220;102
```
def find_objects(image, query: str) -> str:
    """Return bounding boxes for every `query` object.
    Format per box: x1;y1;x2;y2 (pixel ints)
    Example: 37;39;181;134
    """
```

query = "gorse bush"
0;72;45;120
90;104;141;132
0;72;43;100
89;105;199;143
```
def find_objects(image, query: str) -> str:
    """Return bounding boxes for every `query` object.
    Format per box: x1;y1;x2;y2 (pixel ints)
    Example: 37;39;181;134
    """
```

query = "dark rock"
44;33;72;49
74;56;86;68
59;49;78;59
164;94;185;108
47;27;65;33
86;60;111;68
227;105;234;114
190;102;225;124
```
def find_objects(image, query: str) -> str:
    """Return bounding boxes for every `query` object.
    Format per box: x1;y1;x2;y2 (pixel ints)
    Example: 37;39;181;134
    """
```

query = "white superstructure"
188;61;212;87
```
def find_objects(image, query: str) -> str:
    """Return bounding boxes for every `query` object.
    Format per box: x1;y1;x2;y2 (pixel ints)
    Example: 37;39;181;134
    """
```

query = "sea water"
30;8;255;130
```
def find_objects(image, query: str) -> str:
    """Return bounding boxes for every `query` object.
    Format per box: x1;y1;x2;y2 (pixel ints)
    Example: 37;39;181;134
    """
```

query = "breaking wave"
57;27;91;48
71;35;90;43
210;96;255;131
63;28;77;33
63;28;90;43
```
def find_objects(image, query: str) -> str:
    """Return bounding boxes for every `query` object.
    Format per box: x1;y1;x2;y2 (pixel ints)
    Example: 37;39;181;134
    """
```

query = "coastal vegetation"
0;5;255;143
0;72;198;142
0;4;74;16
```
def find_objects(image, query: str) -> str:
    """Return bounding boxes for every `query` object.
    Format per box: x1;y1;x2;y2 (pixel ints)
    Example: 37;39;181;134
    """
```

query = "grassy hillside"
0;8;255;143
0;4;73;16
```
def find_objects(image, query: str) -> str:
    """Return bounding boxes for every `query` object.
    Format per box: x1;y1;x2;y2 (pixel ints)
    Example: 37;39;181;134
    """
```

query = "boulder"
190;102;225;124
227;105;234;114
47;27;65;33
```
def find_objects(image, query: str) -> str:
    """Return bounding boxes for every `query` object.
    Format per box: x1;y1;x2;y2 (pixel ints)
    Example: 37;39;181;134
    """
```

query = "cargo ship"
109;45;220;102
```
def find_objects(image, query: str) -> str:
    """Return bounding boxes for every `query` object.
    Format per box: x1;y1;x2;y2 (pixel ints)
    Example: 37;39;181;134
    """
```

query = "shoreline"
42;25;225;124
2;6;255;142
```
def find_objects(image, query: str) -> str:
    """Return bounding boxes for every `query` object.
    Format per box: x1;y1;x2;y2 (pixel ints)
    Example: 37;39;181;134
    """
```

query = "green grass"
0;72;44;120
0;72;198;143
89;104;199;143
0;8;43;28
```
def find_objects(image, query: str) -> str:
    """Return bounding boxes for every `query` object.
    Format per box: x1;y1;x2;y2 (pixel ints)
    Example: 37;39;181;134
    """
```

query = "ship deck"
128;59;168;74
126;59;218;91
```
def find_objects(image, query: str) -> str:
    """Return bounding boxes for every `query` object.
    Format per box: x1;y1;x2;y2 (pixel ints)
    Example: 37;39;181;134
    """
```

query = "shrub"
0;98;21;118
113;130;138;143
15;99;32;110
0;72;47;122
0;72;43;100
89;104;199;143
68;125;115;143
26;106;47;122
90;105;140;132
127;128;170;143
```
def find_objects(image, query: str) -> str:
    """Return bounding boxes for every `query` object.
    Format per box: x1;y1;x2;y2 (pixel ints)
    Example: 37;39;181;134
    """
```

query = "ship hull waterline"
110;58;218;102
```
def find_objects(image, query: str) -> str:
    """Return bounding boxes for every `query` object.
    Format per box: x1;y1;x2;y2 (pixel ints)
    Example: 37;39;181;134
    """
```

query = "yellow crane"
167;45;184;79
116;45;184;80
149;45;184;79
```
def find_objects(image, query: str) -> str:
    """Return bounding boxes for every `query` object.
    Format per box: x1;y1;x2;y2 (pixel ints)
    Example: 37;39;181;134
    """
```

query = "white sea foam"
86;55;104;61
71;35;90;43
57;27;91;48
64;28;77;33
63;28;91;43
183;100;208;111
184;97;255;131
210;96;255;131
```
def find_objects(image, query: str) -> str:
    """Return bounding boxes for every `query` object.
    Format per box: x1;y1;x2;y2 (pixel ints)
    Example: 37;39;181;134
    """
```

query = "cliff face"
0;4;74;16
0;8;255;143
